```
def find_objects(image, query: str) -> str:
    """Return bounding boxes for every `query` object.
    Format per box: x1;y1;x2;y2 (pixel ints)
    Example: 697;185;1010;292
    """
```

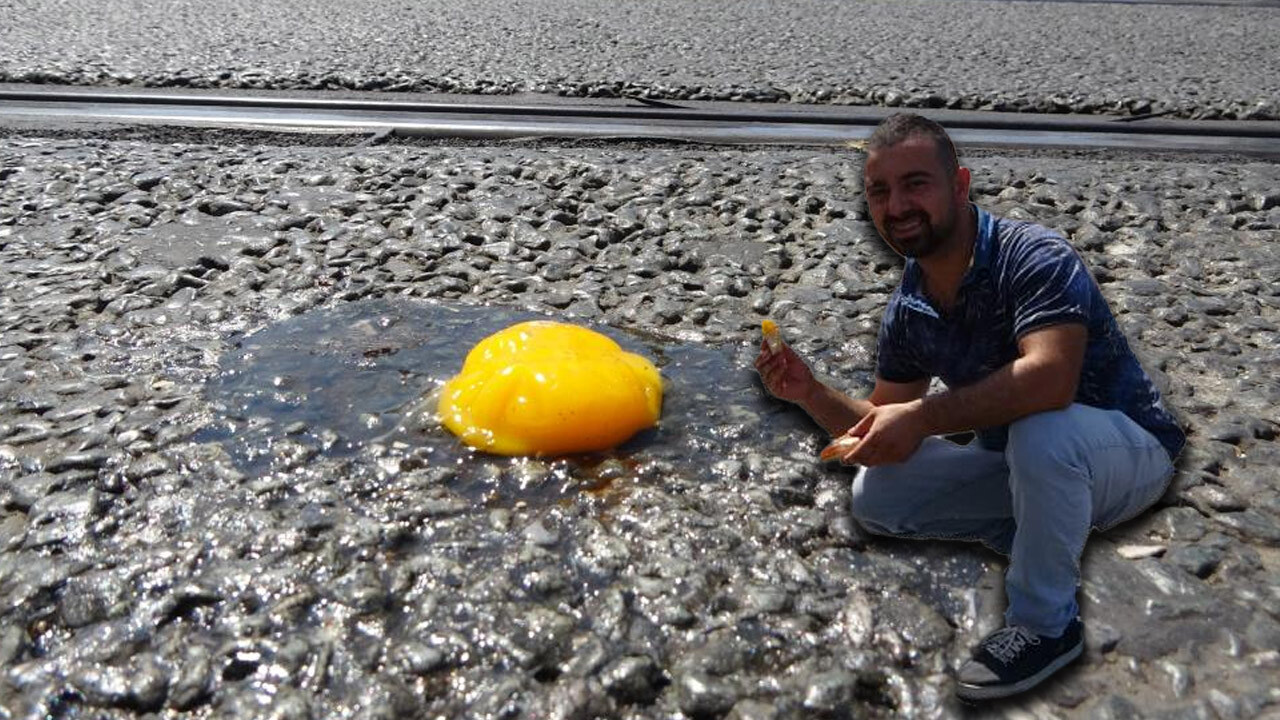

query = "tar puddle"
196;299;987;659
198;299;825;509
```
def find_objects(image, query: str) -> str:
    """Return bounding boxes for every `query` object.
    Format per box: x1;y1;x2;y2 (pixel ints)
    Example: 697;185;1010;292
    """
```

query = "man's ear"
954;166;972;202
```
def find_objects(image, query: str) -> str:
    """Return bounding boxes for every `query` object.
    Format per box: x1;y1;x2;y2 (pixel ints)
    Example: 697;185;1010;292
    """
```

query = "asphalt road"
2;1;1278;717
1;0;1278;119
2;131;1278;720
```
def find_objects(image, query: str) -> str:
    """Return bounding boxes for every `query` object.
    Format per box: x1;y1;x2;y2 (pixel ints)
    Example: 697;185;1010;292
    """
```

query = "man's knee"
1005;406;1113;510
850;465;911;535
1006;406;1087;473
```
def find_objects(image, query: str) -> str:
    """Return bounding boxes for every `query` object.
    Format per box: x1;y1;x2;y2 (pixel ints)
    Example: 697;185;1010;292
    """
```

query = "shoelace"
981;626;1042;665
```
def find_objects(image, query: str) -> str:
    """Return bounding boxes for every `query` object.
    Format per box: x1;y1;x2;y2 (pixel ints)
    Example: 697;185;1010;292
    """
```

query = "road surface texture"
1;129;1278;718
2;0;1280;717
0;0;1278;119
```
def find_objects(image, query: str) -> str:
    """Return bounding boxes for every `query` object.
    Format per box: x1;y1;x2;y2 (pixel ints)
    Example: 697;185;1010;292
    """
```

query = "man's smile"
889;213;928;239
893;217;923;233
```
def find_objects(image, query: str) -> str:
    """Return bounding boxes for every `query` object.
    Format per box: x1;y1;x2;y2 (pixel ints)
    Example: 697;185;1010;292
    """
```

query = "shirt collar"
970;205;995;275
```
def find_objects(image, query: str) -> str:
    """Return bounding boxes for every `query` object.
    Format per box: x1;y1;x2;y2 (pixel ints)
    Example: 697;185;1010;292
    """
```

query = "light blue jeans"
850;403;1175;637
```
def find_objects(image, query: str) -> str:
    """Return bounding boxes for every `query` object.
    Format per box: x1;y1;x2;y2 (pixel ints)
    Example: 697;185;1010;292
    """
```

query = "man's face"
863;136;970;259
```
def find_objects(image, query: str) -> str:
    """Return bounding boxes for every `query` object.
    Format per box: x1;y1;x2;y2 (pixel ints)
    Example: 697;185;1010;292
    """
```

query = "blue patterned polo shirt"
876;206;1185;460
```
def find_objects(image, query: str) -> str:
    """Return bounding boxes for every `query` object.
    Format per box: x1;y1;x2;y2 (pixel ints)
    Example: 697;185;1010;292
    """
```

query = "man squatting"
755;113;1184;700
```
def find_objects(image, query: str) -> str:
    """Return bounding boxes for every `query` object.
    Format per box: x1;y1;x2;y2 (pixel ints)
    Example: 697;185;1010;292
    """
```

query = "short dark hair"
866;113;960;177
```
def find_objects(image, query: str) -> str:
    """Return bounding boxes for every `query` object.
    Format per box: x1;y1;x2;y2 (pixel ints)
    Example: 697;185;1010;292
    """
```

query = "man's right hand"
754;337;817;404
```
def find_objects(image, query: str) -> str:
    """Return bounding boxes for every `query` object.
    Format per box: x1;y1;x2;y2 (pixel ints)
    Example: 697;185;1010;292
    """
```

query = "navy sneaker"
956;618;1084;701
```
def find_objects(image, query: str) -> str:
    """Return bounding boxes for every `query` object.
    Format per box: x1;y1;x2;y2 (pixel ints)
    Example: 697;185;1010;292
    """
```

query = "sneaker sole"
955;638;1084;701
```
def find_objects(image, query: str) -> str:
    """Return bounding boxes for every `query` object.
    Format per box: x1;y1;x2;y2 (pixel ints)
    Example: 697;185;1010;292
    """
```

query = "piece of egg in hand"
761;319;782;352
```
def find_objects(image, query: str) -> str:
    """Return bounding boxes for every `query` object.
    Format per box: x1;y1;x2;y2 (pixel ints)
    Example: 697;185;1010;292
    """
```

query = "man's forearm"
799;381;875;436
915;356;1075;437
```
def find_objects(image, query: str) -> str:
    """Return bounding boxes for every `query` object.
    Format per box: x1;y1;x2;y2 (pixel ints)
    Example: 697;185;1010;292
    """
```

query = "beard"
881;205;960;259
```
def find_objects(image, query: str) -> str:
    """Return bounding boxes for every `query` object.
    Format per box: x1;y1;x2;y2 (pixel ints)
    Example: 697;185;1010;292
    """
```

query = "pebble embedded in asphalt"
0;133;1278;718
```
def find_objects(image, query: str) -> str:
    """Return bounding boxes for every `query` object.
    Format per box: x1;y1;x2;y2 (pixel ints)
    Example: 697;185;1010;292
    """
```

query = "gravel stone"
802;670;859;712
1165;544;1225;579
676;671;739;716
600;655;663;704
1214;510;1280;547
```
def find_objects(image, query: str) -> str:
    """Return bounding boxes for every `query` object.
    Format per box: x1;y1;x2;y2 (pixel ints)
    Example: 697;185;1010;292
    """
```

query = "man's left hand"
831;400;929;466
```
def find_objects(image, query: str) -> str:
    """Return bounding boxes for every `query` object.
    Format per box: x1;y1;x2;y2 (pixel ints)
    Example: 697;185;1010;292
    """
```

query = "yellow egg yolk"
438;321;663;456
761;319;781;352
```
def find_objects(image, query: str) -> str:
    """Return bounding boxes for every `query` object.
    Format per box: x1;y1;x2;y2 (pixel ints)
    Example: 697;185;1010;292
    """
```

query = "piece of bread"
819;435;861;462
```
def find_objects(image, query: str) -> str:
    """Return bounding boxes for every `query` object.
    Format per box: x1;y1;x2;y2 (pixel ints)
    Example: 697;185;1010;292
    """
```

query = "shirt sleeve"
1007;234;1092;338
875;296;929;383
